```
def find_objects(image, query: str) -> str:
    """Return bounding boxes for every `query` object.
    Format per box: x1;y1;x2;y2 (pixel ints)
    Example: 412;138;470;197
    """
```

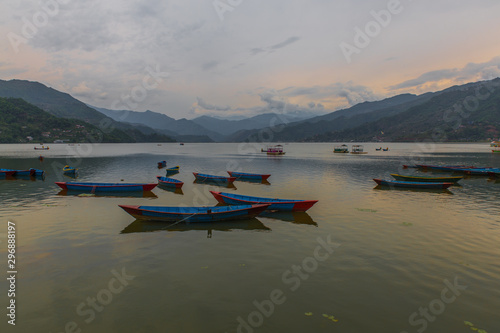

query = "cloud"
280;82;380;106
250;36;300;56
270;36;300;50
196;97;231;111
202;61;218;71
389;57;500;90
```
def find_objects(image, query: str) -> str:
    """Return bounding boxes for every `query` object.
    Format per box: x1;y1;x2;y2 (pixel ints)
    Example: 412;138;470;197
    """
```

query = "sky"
1;0;500;120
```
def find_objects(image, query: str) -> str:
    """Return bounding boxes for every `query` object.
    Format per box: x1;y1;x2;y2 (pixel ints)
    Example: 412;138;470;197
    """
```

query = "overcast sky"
1;0;500;119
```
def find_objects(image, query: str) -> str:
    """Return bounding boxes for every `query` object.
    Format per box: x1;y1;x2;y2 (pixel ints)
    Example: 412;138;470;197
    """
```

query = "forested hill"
0;97;171;143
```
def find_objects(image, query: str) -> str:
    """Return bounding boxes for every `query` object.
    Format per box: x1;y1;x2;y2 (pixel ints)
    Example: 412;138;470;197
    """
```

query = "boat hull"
157;176;184;189
390;174;462;183
119;204;270;222
210;191;318;212
227;171;271;181
373;179;453;189
55;182;157;192
193;173;236;183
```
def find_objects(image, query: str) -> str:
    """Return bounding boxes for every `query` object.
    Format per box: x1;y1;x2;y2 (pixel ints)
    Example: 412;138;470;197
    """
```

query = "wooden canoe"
210;191;318;212
193;172;236;183
227;171;271;181
55;182;157;192
119;204;270;222
373;179;453;189
390;174;462;183
157;176;184;189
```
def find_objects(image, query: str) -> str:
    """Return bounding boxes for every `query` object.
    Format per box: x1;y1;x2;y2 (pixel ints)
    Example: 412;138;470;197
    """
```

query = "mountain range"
0;77;499;143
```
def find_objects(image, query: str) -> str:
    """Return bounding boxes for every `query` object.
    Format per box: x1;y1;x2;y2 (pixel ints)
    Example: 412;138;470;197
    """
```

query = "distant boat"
63;165;77;174
210;191;318;212
382;147;389;151
157;160;167;168
263;145;285;155
390;174;463;183
193;173;236;183
180;143;184;146
55;182;157;192
227;171;271;181
157;176;184;189
490;140;500;147
166;166;180;175
118;204;270;222
375;147;382;151
34;146;49;150
373;179;453;189
333;144;349;153
351;145;367;154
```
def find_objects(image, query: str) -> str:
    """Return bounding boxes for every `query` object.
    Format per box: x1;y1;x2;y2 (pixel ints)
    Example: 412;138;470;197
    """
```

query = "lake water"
1;142;499;333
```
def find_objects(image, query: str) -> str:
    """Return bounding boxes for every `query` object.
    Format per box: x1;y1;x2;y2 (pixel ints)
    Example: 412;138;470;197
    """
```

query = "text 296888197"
7;221;17;326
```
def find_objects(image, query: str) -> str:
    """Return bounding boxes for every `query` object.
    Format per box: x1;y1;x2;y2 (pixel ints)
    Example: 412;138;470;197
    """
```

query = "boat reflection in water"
63;173;79;180
373;185;453;195
193;179;237;189
259;211;318;226
57;189;158;198
233;178;271;186
157;184;184;195
120;218;271;238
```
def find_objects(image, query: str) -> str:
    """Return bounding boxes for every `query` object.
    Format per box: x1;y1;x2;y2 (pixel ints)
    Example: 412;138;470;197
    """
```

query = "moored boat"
157;176;184;189
158;160;167;168
351;145;368;154
373;179;453;189
55;182;157;192
333;144;349;153
63;165;77;174
227;171;271;181
264;145;286;155
193;173;236;183
118;204;270;222
390;174;463;183
34;146;49;150
30;168;45;177
210;191;318;212
0;168;35;176
166;166;180;175
0;169;16;177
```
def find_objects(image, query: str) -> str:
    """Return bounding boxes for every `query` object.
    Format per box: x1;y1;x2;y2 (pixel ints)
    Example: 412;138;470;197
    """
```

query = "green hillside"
310;79;500;142
0;97;168;143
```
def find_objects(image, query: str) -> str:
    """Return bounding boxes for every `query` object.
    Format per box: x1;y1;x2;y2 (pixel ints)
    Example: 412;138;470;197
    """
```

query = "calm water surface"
0;143;499;333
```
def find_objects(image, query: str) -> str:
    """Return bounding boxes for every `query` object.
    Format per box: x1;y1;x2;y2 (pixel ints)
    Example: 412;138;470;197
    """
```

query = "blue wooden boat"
166;166;180;175
158;160;167;168
0;168;34;176
373;179;453;189
30;168;45;177
210;191;318;212
193;172;236;183
453;167;500;176
0;169;16;177
390;174;462;183
157;176;184;189
63;165;77;174
227;171;271;181
119;204;270;222
55;182;157;192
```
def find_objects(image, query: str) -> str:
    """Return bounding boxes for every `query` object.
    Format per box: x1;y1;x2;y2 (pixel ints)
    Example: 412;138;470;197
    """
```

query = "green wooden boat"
390;174;463;183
